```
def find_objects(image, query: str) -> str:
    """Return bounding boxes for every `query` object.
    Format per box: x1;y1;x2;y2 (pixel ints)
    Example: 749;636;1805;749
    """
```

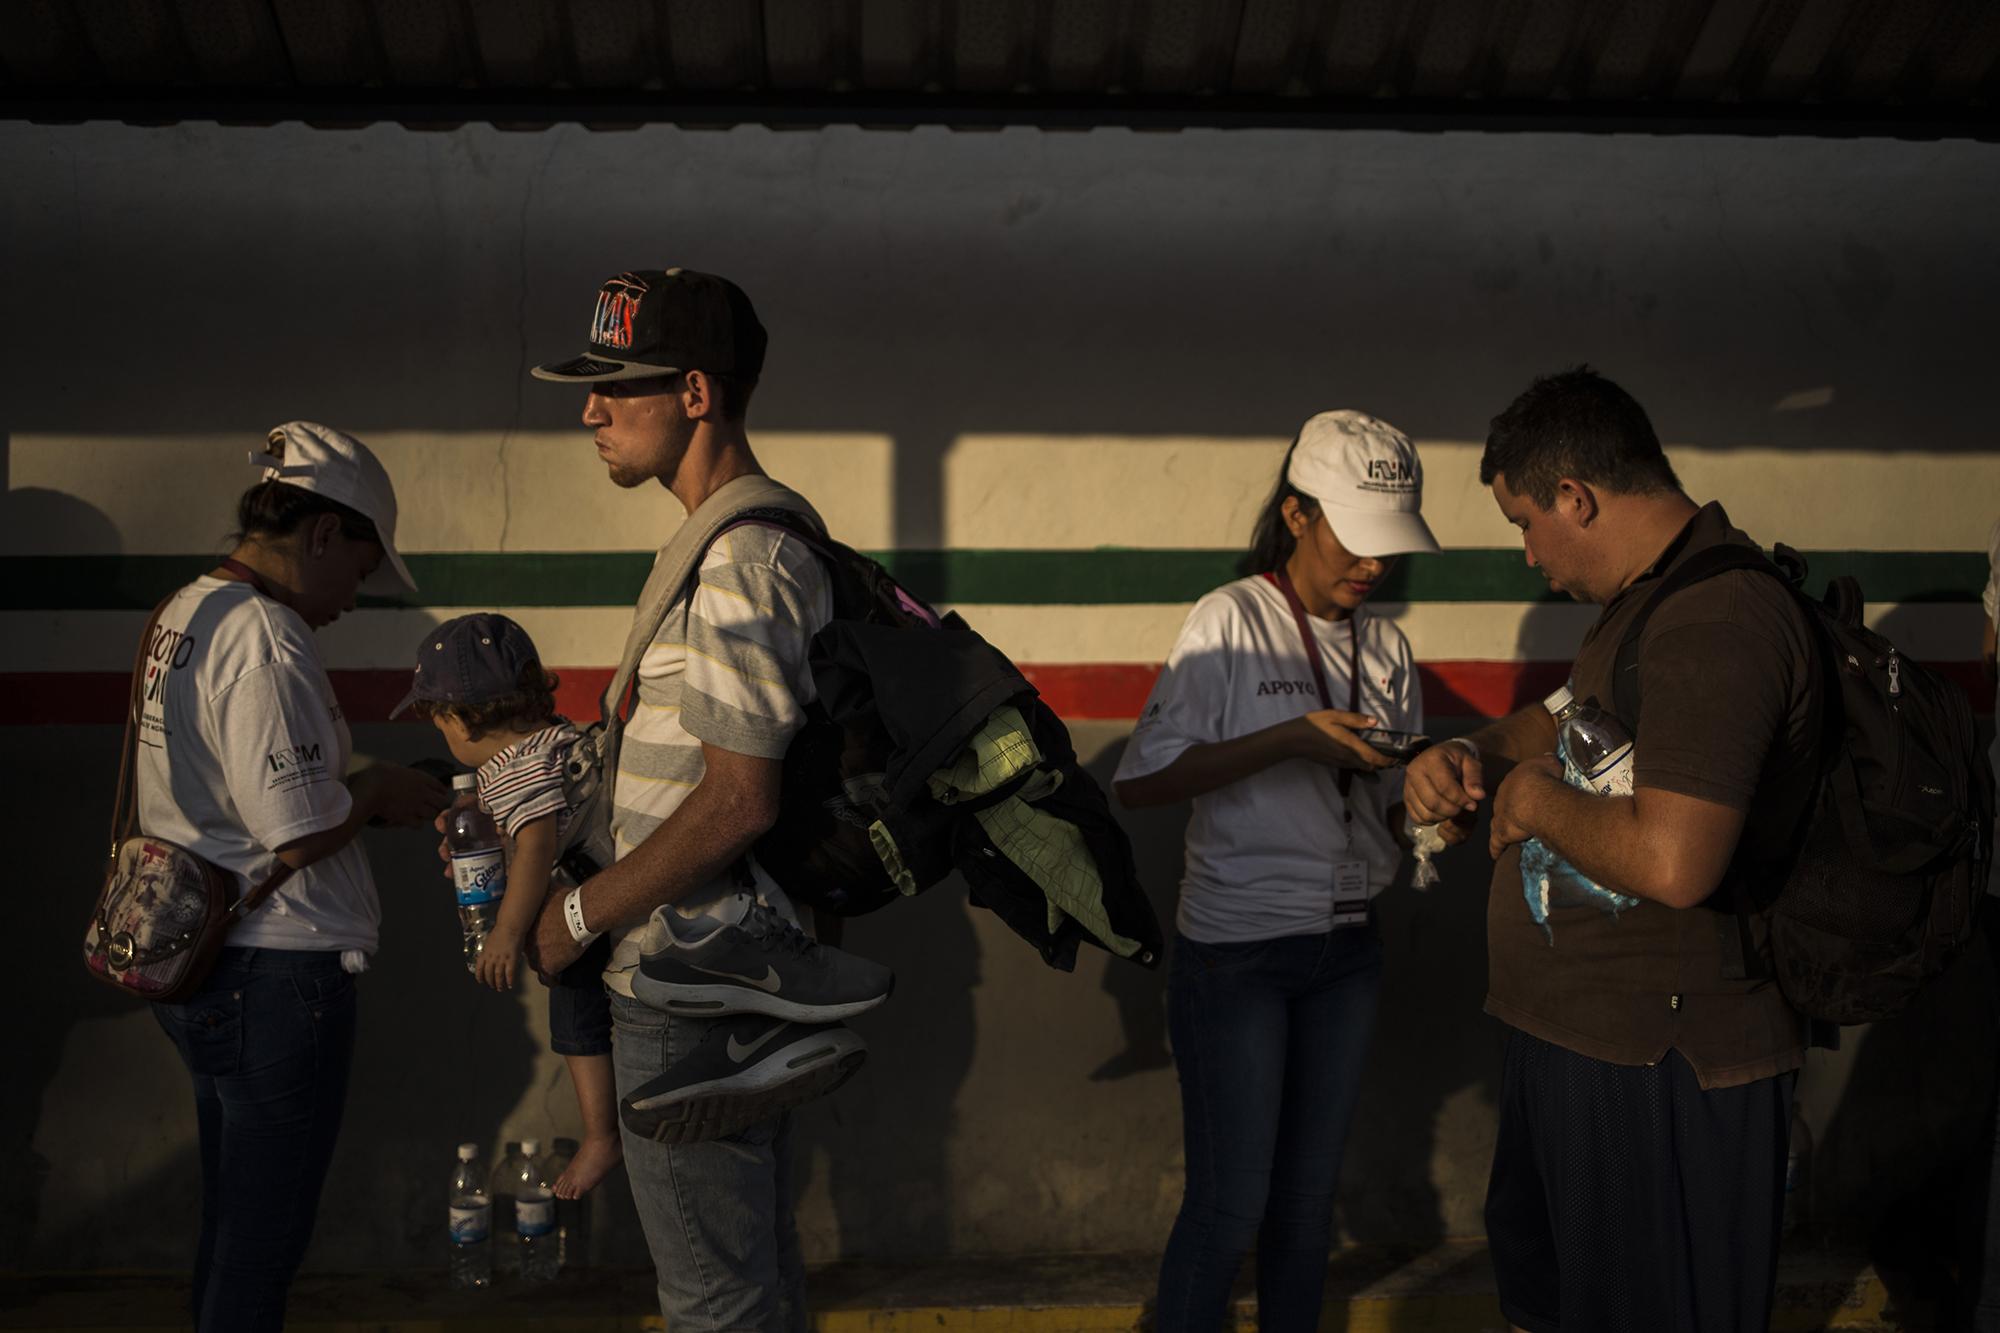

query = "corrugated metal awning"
3;0;1995;136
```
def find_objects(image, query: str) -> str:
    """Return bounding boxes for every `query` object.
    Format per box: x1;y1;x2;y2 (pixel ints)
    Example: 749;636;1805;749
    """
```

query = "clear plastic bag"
1519;735;1640;942
1405;819;1449;890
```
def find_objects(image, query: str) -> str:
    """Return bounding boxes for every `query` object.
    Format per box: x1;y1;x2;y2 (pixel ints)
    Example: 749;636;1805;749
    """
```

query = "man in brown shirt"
1406;367;1819;1333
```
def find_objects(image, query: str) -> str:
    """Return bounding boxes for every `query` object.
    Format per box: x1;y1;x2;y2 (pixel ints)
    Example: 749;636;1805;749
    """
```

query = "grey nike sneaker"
632;895;895;1022
619;1013;867;1144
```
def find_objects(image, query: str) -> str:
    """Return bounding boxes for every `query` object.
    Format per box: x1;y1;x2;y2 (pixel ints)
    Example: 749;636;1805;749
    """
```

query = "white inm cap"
1285;410;1442;558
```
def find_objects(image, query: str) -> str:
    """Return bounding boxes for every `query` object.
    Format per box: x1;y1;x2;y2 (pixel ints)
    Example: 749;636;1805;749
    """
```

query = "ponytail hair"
1239;437;1321;577
229;480;380;547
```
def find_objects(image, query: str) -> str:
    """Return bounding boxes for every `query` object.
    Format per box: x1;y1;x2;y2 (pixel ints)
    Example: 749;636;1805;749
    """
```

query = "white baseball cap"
1285;410;1441;558
249;422;417;595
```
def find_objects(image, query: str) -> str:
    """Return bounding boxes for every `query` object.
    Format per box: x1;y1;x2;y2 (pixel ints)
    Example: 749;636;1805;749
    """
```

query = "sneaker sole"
620;1032;869;1145
629;972;894;1024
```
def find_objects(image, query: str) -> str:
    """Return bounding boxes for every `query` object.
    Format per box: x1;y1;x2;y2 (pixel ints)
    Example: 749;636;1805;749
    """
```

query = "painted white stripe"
9;433;1994;555
4;432;896;554
942;437;2000;551
7;603;1977;672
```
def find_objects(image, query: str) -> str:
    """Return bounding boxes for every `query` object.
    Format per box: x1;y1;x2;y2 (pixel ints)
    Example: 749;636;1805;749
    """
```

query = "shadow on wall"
3;479;128;1266
1802;927;1997;1329
7;126;1997;462
1080;734;1515;1263
788;882;980;1260
1793;596;2000;1328
8;721;554;1272
1080;736;1183;1085
0;488;123;556
1331;593;1599;1254
1;461;566;1272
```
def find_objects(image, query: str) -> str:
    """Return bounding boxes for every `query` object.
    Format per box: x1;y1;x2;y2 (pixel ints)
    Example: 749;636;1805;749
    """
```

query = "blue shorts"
547;934;612;1057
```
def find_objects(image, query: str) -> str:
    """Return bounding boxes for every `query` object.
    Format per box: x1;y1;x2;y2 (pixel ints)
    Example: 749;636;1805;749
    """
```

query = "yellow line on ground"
0;1271;1899;1333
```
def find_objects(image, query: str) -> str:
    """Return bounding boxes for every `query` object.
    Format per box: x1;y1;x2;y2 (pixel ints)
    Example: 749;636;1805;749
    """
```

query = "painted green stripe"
0;550;1983;611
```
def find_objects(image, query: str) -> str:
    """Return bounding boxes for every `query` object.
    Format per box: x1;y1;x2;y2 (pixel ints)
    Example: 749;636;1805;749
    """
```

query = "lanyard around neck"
1264;567;1363;814
215;557;275;599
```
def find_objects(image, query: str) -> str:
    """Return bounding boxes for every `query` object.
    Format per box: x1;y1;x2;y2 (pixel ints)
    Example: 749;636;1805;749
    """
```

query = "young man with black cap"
1403;368;1818;1332
523;269;886;1330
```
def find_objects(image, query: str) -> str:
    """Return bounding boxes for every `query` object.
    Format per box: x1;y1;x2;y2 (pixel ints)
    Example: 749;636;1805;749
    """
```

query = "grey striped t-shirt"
603;520;833;994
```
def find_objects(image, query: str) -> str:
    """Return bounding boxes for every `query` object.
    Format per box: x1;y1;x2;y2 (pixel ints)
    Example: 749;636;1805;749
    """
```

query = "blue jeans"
153;947;357;1333
609;992;805;1331
1157;925;1385;1333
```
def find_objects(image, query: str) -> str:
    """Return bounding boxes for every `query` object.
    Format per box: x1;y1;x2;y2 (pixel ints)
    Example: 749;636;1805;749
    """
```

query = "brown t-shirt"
1485;502;1820;1090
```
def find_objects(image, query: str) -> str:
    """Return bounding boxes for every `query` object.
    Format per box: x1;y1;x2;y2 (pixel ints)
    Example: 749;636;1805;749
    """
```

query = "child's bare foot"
553;1135;622;1199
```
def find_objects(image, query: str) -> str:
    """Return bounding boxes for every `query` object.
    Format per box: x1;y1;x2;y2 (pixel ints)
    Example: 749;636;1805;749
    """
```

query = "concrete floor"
1;1243;1920;1332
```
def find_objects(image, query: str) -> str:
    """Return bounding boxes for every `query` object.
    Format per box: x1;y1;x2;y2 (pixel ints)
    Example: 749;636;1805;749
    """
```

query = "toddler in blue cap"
394;613;620;1199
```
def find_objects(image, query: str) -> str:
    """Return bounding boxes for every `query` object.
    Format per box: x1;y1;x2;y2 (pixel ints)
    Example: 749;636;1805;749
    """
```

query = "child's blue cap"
390;613;541;718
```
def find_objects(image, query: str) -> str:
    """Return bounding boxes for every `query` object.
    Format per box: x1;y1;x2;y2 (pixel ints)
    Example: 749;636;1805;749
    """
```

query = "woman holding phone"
142;424;450;1332
1114;410;1462;1332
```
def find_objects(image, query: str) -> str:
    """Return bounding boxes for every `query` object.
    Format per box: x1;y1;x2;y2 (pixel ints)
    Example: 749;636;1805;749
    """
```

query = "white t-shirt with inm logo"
134;576;378;957
1114;575;1422;944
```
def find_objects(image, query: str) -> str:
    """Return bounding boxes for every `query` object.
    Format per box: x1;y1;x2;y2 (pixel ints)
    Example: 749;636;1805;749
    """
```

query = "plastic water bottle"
447;774;506;972
1544;685;1635;797
447;1142;492;1289
490;1141;522;1277
513;1138;558;1285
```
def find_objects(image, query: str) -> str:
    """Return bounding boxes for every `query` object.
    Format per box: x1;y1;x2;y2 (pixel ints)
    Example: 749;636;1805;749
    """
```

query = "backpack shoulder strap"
1609;542;1791;732
1605;540;1813;989
600;477;823;729
713;509;834;561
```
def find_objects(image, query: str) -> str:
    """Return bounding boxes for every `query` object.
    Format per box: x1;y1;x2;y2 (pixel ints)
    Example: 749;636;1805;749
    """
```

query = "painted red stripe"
8;662;1992;725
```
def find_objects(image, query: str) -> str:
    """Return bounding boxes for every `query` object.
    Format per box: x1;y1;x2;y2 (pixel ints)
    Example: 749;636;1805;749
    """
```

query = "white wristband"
1444;735;1481;761
563;888;600;946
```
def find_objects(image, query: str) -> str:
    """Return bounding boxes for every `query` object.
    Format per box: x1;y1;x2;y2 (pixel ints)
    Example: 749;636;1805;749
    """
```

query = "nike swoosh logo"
686;961;783;993
727;1023;792;1063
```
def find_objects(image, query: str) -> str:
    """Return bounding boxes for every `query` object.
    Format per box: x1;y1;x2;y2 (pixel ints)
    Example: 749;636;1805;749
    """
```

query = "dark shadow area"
1333;599;1581;1307
1080;735;1182;1084
1;483;132;1266
3;125;1996;468
788;878;980;1260
1805;934;1995;1331
1796;597;1998;1330
14;119;2000;1285
6;712;549;1272
0;487;123;557
335;721;585;1268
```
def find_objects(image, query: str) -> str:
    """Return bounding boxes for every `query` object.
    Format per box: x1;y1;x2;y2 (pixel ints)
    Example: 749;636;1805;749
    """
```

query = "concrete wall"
6;120;1999;1276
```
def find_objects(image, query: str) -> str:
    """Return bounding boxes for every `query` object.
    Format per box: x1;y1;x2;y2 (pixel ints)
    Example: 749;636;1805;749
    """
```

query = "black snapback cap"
531;268;767;384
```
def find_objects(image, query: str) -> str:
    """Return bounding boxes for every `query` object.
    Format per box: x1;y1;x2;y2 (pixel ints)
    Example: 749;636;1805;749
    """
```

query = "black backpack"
708;511;1162;970
1612;542;1994;1025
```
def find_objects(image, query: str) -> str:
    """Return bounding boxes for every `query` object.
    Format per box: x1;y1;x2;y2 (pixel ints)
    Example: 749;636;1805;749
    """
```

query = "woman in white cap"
140;423;449;1332
1115;410;1466;1332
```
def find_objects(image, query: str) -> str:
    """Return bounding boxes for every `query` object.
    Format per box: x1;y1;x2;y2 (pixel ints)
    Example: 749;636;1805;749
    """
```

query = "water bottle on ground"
513;1137;559;1285
447;774;507;972
447;1142;492;1290
1544;685;1634;797
490;1141;522;1277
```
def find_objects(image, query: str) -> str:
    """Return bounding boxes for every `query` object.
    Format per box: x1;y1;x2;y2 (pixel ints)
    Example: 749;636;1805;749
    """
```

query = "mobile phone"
1356;728;1433;764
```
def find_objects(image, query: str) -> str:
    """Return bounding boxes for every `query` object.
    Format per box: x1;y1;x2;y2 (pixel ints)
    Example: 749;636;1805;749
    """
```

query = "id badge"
1331;859;1370;929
